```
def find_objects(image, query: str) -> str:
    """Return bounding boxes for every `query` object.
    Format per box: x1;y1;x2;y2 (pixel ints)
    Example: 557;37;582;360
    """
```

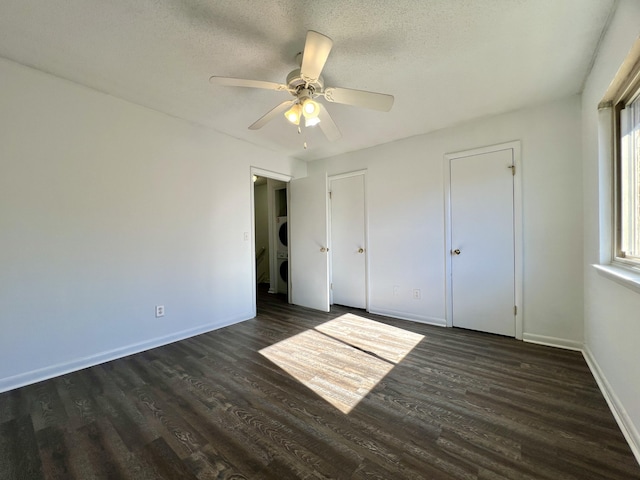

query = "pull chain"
296;126;309;149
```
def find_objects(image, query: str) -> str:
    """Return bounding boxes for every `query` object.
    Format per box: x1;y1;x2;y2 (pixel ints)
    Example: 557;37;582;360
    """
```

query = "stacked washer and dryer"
276;216;288;294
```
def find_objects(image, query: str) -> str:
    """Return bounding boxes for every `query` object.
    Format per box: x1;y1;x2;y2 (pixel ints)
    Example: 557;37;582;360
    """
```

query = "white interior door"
450;148;515;336
289;173;330;312
330;174;367;309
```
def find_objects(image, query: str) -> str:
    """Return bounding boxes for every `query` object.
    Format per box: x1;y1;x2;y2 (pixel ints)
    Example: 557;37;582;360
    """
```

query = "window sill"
593;263;640;294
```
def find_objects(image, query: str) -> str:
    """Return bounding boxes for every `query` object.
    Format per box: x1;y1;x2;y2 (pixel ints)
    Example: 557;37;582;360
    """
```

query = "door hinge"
329;191;332;199
330;283;333;290
514;305;518;315
508;165;515;176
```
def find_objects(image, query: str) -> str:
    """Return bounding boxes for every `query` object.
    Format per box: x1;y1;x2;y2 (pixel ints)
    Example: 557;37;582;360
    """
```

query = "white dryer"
276;216;288;253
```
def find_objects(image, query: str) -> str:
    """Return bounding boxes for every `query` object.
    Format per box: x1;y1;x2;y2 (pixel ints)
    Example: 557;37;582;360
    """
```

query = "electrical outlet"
155;305;165;317
412;289;421;300
393;285;400;296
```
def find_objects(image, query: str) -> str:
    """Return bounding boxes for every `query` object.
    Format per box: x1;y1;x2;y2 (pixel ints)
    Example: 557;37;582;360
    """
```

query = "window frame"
611;57;640;270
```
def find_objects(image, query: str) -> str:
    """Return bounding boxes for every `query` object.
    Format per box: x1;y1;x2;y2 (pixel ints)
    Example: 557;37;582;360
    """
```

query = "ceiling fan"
209;30;394;142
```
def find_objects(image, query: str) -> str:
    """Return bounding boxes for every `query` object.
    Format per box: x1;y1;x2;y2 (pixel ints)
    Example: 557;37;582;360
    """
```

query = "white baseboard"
522;333;583;351
583;347;640;465
369;307;446;327
0;313;251;394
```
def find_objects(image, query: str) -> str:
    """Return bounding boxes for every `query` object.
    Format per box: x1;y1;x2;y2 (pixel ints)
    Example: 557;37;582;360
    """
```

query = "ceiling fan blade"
324;87;394;112
318;104;341;142
300;31;333;83
249;100;295;130
210;76;288;91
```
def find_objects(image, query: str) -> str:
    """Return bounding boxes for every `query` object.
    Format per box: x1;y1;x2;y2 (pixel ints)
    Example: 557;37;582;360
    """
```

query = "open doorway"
251;168;292;316
253;175;270;289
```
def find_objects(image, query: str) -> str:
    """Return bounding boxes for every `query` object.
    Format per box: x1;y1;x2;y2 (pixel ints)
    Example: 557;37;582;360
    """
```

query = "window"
617;94;640;265
609;41;640;270
596;38;640;288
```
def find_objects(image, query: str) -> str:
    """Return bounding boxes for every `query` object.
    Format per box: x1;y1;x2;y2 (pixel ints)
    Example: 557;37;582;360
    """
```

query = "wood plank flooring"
1;288;639;479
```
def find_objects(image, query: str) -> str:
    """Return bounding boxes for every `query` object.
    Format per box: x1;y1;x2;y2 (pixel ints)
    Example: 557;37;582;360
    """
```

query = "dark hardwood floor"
1;288;639;479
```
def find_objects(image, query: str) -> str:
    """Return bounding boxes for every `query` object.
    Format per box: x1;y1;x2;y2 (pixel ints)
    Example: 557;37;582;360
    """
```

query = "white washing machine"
277;252;288;294
275;216;288;293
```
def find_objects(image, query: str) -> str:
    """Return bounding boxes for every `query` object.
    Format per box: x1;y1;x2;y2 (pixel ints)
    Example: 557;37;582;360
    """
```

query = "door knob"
358;248;364;253
320;247;328;253
452;249;461;255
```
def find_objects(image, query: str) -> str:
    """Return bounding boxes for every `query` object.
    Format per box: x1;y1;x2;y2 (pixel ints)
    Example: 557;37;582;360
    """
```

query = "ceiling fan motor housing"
286;68;324;97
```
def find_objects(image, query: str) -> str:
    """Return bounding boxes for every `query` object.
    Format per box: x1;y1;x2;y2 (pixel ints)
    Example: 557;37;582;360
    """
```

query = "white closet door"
450;148;516;336
330;174;366;309
289;173;330;312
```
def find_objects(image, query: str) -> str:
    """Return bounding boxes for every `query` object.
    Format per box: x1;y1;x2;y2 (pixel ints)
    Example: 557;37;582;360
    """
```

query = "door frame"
328;170;370;311
250;167;292;318
443;141;523;339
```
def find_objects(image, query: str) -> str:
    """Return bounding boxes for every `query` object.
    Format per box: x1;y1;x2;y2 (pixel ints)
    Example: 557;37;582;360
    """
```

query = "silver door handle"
452;249;461;255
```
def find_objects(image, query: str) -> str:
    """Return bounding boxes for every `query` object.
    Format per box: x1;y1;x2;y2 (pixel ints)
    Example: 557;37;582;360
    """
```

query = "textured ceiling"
0;0;615;161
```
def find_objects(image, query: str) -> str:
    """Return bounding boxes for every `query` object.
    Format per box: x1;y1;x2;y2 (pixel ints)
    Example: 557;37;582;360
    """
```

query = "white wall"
308;96;584;347
0;58;305;392
581;0;640;458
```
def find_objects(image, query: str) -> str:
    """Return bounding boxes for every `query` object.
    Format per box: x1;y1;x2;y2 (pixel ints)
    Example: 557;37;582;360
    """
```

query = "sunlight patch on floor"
259;313;424;414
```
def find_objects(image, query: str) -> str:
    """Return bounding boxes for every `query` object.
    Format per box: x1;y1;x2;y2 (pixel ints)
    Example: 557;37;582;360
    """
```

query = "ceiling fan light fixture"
301;98;320;118
305;116;321;127
284;104;302;125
